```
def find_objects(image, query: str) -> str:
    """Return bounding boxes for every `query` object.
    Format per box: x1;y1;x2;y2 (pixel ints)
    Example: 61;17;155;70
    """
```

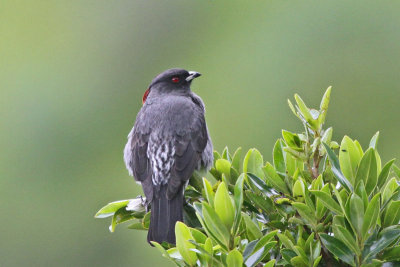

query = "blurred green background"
1;0;400;266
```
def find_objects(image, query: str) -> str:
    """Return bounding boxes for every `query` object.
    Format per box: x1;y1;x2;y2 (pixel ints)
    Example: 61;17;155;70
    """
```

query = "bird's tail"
147;184;183;245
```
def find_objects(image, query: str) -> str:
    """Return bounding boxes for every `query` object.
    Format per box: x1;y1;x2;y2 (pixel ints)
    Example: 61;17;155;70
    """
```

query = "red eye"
172;77;179;83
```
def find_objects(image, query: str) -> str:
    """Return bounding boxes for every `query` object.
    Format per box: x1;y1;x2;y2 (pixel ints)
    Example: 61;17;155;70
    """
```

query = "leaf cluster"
96;88;400;267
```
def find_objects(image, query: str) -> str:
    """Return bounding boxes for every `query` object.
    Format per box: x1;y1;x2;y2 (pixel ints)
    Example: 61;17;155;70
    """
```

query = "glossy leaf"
243;149;264;180
294;94;318;129
227;249;243;267
348;194;364;236
310;190;342;215
216;159;231;180
277;233;295;250
201;202;230;250
320;234;355;266
231;147;242;172
245;241;277;267
246;191;274;213
214;182;235;231
282;130;302;149
381;245;400;261
175;222;197;266
292;202;317;227
339;136;362;185
382;177;399;204
265;259;276;267
246;173;275;196
383;200;400;227
202;178;215;207
242;213;262;241
363;226;400;262
355;148;377;196
319;86;331;124
263;162;290;194
233;174;245;235
361;193;380;240
273;139;286;174
377;159;395;189
95;199;130;218
323;143;353;192
369;131;379;150
334;225;360;255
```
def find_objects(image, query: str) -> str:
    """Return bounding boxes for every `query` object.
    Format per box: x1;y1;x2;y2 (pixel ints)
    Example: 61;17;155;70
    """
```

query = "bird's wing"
124;113;153;202
167;111;208;199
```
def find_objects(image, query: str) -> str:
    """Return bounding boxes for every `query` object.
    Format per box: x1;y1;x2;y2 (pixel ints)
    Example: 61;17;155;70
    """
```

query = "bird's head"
142;68;201;104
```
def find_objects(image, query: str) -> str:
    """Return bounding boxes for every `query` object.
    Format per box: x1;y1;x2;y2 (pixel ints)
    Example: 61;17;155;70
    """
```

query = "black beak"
186;71;201;82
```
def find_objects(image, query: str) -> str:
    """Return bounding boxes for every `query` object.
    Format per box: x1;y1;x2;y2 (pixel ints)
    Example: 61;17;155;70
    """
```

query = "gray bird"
124;68;213;245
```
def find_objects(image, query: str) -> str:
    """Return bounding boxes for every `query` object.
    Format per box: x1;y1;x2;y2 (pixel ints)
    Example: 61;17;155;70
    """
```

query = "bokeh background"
1;0;400;266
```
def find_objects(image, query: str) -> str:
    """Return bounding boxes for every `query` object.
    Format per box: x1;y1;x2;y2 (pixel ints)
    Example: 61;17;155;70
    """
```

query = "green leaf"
319;234;355;266
355;148;377;196
290;256;308;267
216;159;231;180
294;94;318;129
227;249;243;267
291;202;317;227
214;182;235;231
369;131;379;150
175;222;197;266
313;256;322;267
293;179;305;197
202;178;215;207
142;211;151;229
109;207;137;232
95;199;130;218
188;240;224;267
361;193;380;241
377;159;395;189
355;180;368;213
243;149;265;180
201;202;230;250
254;231;278;251
246;191;274;213
339;136;363;185
246;173;275;196
127;219;147;230
222;147;231;161
263;162;290;194
310;190;342;215
243;240;258;261
323;143;353;192
245;241;277;267
273;139;286;174
321;127;333;155
288;99;301;119
334;225;360;255
382;177;399;204
233;174;244;235
319;86;332;124
381;245;400;261
348;194;364;236
383;200;400;227
242;213;262;241
265;259;276;267
151;241;186;267
231;147;242;172
363;226;400;262
190;227;207;244
282;130;302;149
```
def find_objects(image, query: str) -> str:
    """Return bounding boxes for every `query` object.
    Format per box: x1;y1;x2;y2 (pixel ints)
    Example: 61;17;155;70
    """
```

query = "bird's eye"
172;77;179;83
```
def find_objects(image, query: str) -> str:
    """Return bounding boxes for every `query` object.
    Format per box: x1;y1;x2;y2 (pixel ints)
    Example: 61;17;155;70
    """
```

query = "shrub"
95;87;400;267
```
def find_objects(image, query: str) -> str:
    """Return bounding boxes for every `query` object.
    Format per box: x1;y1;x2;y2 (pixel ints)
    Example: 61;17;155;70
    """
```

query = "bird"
123;68;213;245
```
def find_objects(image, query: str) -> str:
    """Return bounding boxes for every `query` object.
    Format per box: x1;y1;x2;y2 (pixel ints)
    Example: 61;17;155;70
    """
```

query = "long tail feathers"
147;185;183;245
